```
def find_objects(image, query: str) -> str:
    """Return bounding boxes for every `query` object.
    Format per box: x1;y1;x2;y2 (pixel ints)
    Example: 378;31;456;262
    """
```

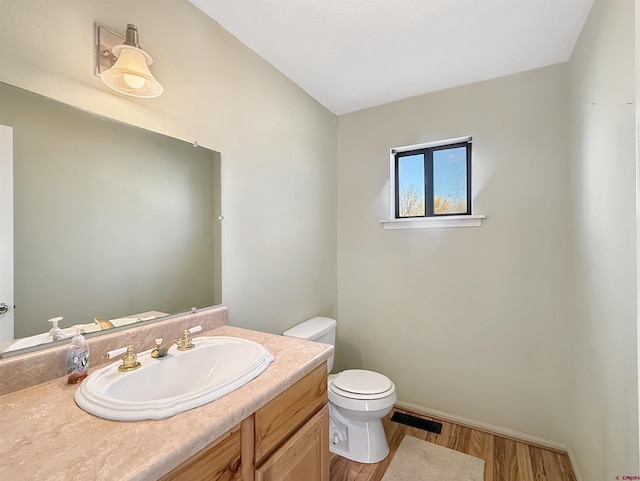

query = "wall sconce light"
95;24;163;98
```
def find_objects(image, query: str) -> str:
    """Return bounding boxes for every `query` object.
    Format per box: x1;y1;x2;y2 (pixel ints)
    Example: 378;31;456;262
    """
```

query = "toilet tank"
283;317;336;372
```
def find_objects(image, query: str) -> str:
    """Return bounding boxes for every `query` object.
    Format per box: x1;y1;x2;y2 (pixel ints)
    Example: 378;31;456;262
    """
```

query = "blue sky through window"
433;147;466;201
398;153;424;197
399;147;466;200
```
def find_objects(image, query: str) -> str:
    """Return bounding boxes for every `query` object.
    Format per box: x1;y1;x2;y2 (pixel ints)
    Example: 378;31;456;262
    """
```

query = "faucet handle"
106;346;128;360
106;344;141;372
177;325;201;351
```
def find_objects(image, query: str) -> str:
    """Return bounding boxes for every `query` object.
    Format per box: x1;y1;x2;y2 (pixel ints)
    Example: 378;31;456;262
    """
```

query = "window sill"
379;214;485;230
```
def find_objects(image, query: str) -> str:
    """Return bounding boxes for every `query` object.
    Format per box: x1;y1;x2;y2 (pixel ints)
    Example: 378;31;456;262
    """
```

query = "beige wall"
0;0;337;334
637;0;640;466
337;64;571;443
567;0;639;478
336;0;639;474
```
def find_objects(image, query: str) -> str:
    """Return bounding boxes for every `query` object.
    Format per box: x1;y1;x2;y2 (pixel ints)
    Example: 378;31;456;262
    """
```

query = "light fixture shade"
101;44;163;98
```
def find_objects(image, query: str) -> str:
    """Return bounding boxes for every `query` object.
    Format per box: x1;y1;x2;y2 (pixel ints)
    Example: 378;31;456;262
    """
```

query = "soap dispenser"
48;316;64;341
66;328;89;384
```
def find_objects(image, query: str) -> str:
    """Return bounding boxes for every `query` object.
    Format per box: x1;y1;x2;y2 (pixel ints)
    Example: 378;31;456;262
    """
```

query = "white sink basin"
74;336;274;421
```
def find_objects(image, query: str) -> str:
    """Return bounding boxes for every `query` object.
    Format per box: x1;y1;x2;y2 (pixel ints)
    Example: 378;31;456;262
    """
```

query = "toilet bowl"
283;317;397;464
327;369;397;463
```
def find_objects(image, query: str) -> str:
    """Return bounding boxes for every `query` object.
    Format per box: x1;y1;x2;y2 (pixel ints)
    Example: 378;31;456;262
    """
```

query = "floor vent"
390;412;443;434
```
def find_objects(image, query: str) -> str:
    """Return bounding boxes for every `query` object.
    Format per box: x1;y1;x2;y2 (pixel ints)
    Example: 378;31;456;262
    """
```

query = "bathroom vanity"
161;363;328;481
0;307;332;481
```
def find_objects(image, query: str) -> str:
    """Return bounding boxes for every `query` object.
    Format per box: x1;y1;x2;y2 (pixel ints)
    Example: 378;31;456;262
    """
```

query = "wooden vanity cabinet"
160;362;328;481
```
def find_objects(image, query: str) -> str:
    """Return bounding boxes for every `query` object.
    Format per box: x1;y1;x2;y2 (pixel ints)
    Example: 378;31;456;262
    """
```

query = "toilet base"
328;402;390;464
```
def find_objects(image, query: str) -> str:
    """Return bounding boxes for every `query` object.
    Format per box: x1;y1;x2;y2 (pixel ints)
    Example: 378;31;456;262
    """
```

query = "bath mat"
381;435;484;481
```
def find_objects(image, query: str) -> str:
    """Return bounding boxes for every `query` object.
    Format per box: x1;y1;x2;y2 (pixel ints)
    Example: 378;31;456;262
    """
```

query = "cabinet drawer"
255;405;329;481
159;422;243;481
254;362;327;465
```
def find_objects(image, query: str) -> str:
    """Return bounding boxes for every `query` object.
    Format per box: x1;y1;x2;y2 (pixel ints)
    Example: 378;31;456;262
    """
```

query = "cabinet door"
159;422;243;481
255;405;329;481
255;363;327;464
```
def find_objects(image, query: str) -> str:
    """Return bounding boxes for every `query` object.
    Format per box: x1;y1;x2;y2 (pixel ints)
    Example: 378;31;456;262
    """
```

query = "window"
394;137;471;217
381;136;484;229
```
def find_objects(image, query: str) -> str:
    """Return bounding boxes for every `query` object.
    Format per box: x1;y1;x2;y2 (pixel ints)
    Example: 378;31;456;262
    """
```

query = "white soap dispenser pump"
48;316;64;341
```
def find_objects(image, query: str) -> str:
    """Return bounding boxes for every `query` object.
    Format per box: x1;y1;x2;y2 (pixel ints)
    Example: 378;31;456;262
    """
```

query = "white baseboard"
394;400;568;452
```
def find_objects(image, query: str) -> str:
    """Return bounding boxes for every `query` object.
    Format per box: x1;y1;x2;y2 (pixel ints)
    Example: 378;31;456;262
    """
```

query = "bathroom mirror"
0;82;222;356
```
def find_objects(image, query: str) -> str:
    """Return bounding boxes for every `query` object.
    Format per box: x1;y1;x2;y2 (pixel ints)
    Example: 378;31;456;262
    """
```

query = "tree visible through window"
393;138;471;218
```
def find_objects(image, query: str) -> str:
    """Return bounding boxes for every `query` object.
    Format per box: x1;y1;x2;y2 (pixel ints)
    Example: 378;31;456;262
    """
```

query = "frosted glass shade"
101;45;163;98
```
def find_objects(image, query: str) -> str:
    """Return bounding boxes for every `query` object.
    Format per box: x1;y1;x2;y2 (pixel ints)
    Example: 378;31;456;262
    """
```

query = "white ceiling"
190;0;594;115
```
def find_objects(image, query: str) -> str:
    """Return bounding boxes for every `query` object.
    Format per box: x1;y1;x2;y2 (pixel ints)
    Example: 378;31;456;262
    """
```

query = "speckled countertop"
0;325;333;481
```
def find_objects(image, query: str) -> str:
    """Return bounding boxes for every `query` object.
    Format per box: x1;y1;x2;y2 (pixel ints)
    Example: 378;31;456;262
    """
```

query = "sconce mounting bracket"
95;24;125;77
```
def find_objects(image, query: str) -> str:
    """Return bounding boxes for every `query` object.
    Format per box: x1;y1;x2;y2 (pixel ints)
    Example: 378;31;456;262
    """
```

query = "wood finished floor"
329;407;576;481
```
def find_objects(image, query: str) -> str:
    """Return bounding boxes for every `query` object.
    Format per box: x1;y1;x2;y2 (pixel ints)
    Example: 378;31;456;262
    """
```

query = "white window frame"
380;136;485;230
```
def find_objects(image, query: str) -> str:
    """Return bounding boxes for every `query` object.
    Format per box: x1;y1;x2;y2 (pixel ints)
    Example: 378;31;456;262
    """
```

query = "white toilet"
283;317;397;464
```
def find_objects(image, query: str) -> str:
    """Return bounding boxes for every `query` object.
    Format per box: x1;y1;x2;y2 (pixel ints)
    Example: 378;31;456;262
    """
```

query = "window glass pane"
433;147;467;214
397;153;425;217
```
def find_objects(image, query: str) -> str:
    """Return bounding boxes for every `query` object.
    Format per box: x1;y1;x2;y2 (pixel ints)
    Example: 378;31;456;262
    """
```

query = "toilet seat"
330;369;395;400
329;369;396;413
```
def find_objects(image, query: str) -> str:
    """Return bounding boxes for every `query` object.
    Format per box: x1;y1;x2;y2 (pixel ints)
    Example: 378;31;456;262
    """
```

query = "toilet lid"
331;369;393;395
